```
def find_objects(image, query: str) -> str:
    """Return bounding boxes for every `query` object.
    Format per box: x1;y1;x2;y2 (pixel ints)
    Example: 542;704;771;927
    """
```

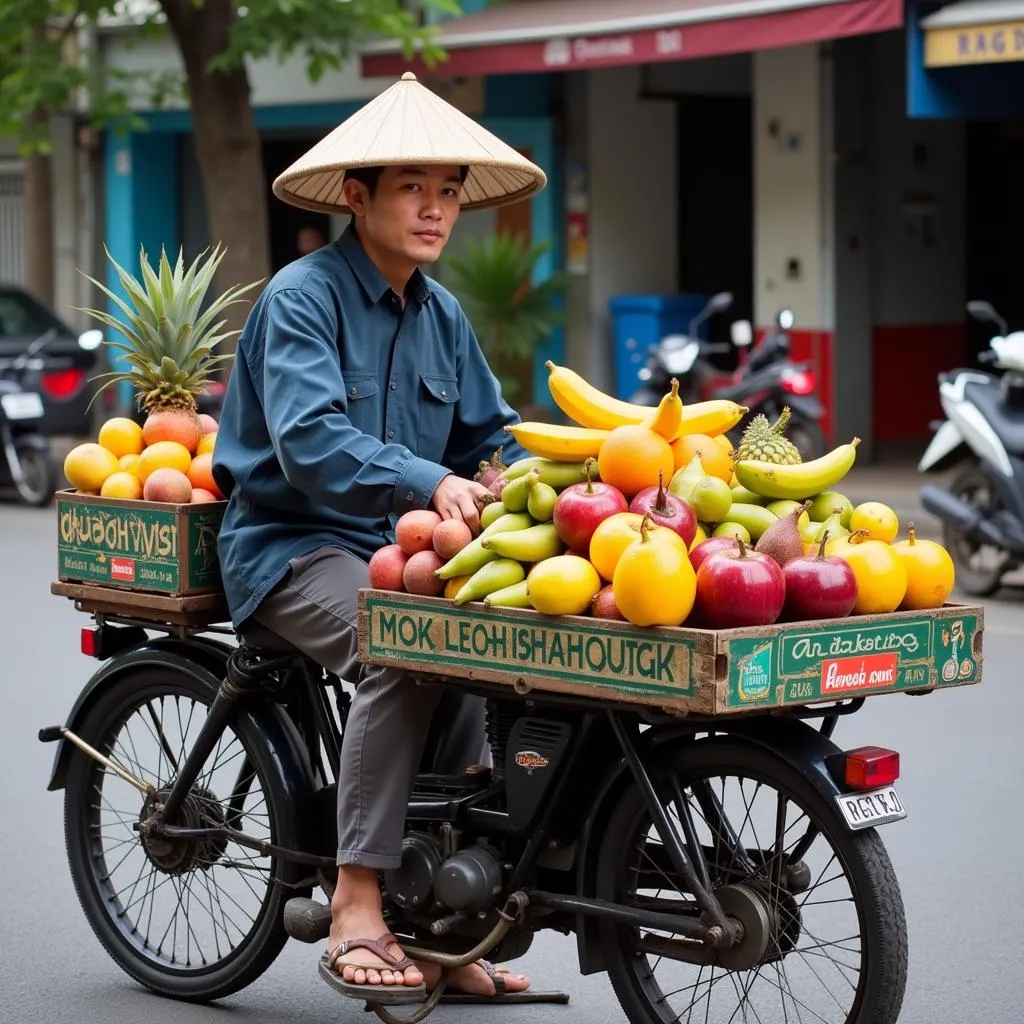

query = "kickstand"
364;970;451;1024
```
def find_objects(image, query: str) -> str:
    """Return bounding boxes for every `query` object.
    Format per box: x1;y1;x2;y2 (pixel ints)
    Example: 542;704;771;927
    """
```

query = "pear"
755;500;812;567
815;506;851;545
668;455;705;504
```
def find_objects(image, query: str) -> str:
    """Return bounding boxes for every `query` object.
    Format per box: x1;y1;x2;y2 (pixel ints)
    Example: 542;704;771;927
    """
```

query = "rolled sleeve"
260;288;446;516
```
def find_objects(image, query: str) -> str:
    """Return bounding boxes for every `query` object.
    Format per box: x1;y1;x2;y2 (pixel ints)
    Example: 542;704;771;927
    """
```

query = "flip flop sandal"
437;960;571;1006
318;932;427;1006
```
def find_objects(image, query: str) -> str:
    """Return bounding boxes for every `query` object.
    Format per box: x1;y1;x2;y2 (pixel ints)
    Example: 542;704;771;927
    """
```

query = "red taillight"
81;627;99;658
782;369;815;396
844;746;900;790
41;368;86;400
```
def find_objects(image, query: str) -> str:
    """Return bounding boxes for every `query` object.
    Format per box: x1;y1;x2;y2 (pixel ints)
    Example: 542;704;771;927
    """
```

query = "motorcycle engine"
384;833;504;915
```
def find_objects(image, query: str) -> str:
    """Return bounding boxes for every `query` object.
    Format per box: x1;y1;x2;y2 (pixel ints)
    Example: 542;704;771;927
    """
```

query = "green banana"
453;559;526;606
527;480;558;522
482;579;532;609
499;456;598;490
730;484;768;506
479;500;508;530
726;502;778;542
501;468;540;512
479;511;534;540
734;438;862;501
480;521;563;562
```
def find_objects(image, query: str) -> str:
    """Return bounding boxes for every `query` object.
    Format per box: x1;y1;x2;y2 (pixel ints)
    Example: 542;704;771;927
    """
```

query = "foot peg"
284;896;332;943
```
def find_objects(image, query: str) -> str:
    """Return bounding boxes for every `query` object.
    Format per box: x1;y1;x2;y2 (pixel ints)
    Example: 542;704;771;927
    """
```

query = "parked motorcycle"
919;299;1024;595
630;296;826;459
40;605;910;1023
0;327;101;506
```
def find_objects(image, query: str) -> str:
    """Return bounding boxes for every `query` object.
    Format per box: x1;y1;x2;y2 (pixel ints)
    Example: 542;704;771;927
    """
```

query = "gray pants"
251;545;491;869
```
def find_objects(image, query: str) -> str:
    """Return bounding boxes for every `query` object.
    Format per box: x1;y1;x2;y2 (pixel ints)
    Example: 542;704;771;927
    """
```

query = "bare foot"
420;960;531;997
325;914;424;989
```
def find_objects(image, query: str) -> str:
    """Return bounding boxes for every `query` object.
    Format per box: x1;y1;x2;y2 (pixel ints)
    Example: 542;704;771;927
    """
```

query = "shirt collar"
338;224;432;308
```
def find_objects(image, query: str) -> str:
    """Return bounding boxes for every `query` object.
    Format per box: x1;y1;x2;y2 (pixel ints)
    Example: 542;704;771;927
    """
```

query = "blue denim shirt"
212;226;524;626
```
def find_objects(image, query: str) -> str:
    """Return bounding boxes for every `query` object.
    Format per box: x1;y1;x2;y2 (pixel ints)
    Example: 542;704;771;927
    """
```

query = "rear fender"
918;420;966;473
573;715;845;976
44;639;316;822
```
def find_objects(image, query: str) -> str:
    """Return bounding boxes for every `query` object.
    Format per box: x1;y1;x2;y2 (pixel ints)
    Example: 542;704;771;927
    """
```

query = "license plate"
1;392;44;420
835;786;907;831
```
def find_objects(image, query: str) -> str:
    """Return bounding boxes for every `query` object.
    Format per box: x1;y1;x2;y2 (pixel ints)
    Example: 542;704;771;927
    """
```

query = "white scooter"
918;300;1024;595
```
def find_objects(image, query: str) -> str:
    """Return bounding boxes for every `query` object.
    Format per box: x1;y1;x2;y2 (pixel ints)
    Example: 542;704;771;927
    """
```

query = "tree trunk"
162;0;270;352
23;108;54;304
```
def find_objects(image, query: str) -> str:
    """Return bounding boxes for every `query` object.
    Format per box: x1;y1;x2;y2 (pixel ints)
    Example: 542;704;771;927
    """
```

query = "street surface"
2;470;1022;1024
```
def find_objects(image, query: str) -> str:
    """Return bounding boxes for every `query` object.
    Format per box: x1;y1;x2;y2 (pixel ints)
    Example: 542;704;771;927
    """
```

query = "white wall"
753;44;832;332
102;32;392;110
586;64;678;392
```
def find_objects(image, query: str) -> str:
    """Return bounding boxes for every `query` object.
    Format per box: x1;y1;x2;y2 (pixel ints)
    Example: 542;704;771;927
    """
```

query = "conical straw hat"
273;72;547;215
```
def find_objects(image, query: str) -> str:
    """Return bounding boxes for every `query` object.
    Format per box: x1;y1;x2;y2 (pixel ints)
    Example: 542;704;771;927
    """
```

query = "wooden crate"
56;489;225;597
357;590;984;716
50;580;230;628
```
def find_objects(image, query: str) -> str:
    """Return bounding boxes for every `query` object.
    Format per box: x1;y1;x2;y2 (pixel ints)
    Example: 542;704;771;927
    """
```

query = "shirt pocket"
342;372;380;436
418;373;460;462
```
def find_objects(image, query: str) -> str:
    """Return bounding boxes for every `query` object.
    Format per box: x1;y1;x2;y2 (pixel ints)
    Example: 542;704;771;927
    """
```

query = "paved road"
2;498;1022;1024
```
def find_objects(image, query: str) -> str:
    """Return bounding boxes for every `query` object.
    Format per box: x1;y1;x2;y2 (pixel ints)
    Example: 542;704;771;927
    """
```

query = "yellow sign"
925;20;1024;67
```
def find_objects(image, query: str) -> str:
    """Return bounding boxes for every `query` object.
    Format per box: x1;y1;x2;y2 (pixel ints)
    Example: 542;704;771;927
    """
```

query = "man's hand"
431;473;493;535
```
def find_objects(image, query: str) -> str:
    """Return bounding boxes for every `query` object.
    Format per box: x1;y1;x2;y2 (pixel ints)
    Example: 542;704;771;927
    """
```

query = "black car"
0;285;103;437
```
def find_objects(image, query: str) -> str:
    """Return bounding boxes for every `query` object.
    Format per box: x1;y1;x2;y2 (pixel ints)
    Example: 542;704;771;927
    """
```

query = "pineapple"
731;406;803;465
81;245;260;453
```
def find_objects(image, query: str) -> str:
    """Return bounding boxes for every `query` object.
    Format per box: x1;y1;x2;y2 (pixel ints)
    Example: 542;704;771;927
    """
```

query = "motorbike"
0;327;101;506
40;604;910;1023
919;298;1024;596
630;297;827;460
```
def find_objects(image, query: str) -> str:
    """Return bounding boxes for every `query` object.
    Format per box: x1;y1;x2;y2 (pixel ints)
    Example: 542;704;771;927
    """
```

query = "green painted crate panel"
56;489;225;597
357;590;984;715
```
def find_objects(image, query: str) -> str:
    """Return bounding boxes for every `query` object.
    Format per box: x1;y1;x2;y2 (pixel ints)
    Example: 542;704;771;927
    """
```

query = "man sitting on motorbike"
211;75;548;1005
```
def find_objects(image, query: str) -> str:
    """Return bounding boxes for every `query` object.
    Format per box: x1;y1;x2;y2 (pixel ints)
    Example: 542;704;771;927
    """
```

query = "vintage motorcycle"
41;604;910;1024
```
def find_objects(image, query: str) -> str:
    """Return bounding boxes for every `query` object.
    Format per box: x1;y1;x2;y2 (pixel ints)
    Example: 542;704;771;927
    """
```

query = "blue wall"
103;73;564;408
907;1;1024;119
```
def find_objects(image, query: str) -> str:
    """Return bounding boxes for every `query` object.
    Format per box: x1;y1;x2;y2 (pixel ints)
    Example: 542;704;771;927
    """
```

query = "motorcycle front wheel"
12;442;55;506
596;736;907;1024
943;465;1013;596
63;666;308;1001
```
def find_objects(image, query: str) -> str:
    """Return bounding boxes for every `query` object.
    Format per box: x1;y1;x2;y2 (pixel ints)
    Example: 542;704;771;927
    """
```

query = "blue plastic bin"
609;293;710;399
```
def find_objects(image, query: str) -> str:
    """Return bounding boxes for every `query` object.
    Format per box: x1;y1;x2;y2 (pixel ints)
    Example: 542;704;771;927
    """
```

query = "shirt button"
390;382;397;391
440;389;447;398
406;491;414;502
387;429;395;439
349;386;358;397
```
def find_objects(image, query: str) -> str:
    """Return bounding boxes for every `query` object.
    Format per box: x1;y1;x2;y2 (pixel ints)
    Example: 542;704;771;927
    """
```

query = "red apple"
552;461;628;551
628;471;697;546
782;538;857;621
689;536;740;575
694;538;785;628
591;584;626;620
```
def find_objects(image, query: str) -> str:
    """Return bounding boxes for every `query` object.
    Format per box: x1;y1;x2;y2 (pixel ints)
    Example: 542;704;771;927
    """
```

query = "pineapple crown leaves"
76;243;263;408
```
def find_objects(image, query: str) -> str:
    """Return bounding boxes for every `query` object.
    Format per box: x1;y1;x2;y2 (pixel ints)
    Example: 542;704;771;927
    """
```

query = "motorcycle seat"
965;379;1024;455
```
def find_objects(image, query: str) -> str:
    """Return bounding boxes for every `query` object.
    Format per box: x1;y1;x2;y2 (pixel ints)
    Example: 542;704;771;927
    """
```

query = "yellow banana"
545;361;651;430
734;438;862;501
504;422;608;461
673;400;749;439
645;378;683;439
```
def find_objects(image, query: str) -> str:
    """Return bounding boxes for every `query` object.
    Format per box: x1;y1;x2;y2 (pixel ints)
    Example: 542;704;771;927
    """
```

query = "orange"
186;453;223;499
118;453;142;479
100;471;143;500
64;443;120;492
596;424;675;499
138;440;191;482
197;431;217;456
97;417;144;458
671;433;734;483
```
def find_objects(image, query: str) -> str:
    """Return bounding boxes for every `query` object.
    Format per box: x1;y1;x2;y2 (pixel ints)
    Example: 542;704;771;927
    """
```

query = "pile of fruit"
60;243;258;506
371;364;956;630
63;414;221;504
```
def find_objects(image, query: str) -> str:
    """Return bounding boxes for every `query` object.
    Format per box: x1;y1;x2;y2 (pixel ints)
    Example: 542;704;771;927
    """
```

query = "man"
211;74;547;1005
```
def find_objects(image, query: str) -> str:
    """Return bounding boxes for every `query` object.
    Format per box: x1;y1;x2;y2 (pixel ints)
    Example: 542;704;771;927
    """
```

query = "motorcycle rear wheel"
595;736;907;1024
63;667;306;1001
13;442;55;506
943;465;1012;596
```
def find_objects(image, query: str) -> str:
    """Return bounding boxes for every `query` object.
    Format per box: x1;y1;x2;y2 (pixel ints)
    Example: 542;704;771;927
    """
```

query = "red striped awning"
361;0;903;78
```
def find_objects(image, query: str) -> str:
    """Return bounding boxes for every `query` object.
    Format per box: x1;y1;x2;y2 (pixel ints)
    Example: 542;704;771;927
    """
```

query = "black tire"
64;666;307;1002
786;417;827;461
595;736;908;1024
13;442;55;506
942;465;1012;596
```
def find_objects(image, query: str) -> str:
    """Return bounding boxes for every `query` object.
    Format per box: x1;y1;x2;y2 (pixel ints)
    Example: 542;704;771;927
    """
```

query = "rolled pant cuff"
337;848;403;870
